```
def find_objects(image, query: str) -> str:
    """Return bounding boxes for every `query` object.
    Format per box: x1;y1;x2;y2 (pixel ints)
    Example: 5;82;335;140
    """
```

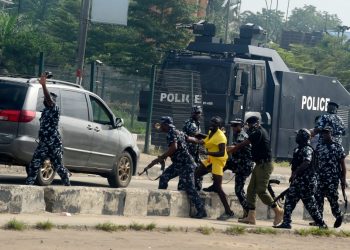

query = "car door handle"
94;127;100;132
87;125;93;130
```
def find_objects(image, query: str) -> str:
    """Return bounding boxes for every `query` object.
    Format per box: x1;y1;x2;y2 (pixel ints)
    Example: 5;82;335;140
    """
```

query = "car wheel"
36;159;56;186
107;151;133;188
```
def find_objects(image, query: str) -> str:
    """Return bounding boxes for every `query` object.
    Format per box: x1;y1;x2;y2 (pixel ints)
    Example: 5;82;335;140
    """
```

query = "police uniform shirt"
316;142;346;176
316;114;345;144
166;127;194;164
248;126;272;162
38;104;61;144
183;118;201;157
291;145;314;176
232;130;253;170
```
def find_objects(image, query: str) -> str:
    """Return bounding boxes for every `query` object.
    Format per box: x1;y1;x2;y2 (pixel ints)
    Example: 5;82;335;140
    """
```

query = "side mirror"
115;117;124;128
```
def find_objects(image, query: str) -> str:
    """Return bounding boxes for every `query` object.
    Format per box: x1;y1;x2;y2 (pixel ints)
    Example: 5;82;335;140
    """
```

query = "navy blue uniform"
178;117;202;191
315;142;345;219
316;114;345;144
228;130;253;212
26;104;70;185
158;127;204;212
282;145;324;226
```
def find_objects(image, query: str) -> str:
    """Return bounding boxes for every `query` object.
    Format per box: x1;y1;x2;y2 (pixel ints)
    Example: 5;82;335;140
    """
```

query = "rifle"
273;188;289;204
138;158;166;181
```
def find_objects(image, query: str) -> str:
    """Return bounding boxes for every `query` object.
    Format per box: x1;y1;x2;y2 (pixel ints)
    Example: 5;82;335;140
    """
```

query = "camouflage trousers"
26;142;70;185
315;175;341;219
158;163;204;212
235;171;251;212
283;175;324;225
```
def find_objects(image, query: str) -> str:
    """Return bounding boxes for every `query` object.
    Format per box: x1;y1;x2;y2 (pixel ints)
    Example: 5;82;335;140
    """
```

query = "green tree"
240;8;284;42
287;5;341;32
87;0;197;75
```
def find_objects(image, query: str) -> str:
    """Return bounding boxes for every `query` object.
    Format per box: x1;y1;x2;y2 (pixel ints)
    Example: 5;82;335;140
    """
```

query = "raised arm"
39;74;54;107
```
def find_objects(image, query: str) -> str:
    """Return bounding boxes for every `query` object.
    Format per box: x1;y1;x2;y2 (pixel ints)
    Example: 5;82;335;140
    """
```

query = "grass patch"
35;220;54;230
294;228;334;237
4;219;27;231
337;230;350;237
273;160;290;168
250;227;278;235
129;222;145;231
198;226;215;235
145;223;156;231
165;225;177;232
96;222;127;232
225;226;246;235
59;224;69;229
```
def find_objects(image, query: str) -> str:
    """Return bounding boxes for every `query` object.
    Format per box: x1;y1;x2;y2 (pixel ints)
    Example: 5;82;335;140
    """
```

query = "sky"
240;0;350;25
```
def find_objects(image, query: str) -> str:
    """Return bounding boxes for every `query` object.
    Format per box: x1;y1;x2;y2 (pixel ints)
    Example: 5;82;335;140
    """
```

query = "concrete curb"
0;184;348;223
0;185;45;213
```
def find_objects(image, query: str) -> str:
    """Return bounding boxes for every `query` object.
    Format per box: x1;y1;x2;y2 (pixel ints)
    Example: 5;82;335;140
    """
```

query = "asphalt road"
0;168;288;195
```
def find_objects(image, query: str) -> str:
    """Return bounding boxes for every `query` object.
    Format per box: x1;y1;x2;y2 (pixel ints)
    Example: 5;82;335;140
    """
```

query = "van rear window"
0;81;27;110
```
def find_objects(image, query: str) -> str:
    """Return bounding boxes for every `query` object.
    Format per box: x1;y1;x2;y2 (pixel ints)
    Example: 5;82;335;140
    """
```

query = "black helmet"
295;128;311;144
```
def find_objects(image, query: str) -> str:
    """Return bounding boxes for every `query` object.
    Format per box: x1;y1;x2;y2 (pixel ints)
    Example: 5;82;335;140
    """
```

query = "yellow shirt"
202;129;228;175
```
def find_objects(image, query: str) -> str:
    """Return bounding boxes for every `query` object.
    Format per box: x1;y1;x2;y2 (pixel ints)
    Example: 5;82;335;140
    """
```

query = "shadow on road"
0;174;110;188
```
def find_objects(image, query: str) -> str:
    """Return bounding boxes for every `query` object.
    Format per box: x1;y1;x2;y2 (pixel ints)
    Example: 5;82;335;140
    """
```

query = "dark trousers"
315;176;341;219
158;163;204;213
26;142;70;185
283;176;323;225
235;173;251;212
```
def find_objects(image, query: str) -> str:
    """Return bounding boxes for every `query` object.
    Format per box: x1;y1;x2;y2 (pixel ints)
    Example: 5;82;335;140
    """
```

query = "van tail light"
0;110;36;123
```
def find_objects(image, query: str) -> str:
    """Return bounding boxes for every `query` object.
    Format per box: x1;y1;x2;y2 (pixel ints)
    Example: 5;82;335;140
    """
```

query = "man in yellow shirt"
188;116;234;220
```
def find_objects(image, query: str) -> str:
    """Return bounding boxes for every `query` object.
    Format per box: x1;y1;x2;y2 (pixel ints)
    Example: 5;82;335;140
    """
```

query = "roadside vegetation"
4;219;27;231
35;220;55;231
2;219;350;238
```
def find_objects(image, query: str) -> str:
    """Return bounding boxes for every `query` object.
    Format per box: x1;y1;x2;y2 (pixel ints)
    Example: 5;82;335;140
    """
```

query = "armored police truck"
138;21;350;159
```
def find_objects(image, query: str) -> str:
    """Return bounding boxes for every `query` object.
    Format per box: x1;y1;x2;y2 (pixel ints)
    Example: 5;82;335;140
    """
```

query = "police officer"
26;74;70;186
178;105;203;191
156;116;207;219
274;129;327;229
314;126;347;228
228;116;283;225
228;119;254;219
313;101;346;144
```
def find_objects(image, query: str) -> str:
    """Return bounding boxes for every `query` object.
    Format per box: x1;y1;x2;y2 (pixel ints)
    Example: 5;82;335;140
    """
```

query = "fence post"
90;61;95;92
144;65;156;154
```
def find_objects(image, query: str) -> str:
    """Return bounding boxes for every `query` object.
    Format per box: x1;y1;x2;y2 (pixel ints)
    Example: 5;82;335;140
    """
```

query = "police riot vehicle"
138;21;350;159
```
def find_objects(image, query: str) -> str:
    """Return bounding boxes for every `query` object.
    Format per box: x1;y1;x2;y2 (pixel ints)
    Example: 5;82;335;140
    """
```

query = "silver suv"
0;76;139;187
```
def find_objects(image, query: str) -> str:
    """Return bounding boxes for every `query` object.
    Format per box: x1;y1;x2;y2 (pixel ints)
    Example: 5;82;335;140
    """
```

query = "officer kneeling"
274;129;327;229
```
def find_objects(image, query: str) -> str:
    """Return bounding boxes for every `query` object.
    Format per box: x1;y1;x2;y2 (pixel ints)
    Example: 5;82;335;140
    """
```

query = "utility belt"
254;158;271;165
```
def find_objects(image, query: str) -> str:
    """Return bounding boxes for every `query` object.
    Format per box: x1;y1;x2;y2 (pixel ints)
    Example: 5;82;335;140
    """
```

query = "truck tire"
36;159;56;186
107;151;133;188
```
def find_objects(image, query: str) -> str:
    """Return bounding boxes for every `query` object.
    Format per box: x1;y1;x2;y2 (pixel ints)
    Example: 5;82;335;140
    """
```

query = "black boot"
273;222;291;229
202;185;215;192
318;222;328;229
191;209;207;219
334;215;343;228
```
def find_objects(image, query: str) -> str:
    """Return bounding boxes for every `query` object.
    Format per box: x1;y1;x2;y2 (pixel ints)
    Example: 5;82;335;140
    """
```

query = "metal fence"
45;64;149;133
